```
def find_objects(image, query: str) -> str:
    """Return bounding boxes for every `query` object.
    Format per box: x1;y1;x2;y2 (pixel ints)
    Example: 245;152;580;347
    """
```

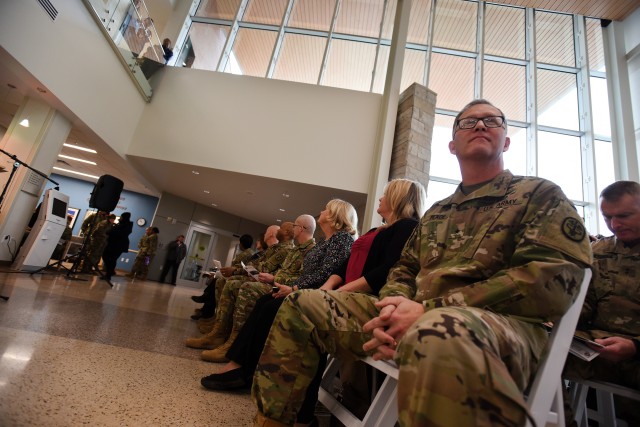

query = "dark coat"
105;219;133;254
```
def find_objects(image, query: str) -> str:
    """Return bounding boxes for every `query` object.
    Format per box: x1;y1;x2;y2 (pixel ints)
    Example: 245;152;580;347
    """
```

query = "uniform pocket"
462;209;504;260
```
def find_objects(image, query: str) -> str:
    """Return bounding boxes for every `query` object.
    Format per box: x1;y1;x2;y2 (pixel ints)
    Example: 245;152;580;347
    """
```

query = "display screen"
51;198;67;218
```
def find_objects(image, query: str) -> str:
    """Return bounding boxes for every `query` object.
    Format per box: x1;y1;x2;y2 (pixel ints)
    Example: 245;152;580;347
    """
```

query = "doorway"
176;223;217;288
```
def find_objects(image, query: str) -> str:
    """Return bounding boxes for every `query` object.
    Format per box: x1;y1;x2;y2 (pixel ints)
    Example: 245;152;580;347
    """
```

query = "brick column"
390;83;437;190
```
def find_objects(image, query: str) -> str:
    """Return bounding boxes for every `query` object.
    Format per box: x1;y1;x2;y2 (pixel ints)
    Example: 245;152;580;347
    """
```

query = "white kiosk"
12;189;70;271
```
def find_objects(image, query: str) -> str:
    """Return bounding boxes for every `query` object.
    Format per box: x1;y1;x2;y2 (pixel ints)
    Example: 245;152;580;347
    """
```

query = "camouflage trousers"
214;274;251;309
86;240;107;267
131;253;153;279
252;289;548;427
215;278;272;336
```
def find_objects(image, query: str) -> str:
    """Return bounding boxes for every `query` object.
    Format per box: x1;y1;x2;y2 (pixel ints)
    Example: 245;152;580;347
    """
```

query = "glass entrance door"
176;223;217;288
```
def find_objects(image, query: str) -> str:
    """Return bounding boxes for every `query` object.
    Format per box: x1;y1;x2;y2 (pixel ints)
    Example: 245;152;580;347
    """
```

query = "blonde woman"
321;178;427;294
199;199;358;397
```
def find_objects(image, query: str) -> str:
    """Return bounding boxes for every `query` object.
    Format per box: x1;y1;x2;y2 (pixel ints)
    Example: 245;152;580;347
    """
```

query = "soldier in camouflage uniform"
83;213;115;273
564;180;640;424
128;226;159;280
197;215;318;362
80;210;107;238
191;233;258;320
185;222;296;354
251;99;593;427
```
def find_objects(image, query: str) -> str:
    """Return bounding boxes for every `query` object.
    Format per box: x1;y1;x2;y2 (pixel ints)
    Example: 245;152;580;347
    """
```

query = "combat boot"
200;331;238;363
185;323;227;349
198;319;216;334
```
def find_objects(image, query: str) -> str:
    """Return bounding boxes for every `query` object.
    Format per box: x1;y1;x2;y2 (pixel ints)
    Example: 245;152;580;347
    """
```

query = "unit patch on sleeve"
561;217;586;242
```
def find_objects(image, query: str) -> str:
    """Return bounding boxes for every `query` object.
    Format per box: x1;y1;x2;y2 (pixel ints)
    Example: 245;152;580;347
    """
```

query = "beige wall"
129;67;382;194
0;1;146;156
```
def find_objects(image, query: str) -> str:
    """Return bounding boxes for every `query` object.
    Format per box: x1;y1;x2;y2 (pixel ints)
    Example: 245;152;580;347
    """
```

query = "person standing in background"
161;38;173;64
101;212;133;281
128;226;159;280
159;234;187;285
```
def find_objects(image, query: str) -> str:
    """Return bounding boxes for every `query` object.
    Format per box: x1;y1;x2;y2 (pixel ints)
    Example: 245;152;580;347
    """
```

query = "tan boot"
253;412;290;427
200;331;238;363
197;317;216;333
185;323;227;349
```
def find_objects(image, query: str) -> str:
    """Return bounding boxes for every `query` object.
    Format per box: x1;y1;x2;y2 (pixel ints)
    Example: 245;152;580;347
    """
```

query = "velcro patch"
561;217;586;242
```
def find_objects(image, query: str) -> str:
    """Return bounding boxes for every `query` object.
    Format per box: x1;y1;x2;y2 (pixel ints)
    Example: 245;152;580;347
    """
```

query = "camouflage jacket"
258;240;295;274
90;219;112;245
139;233;158;257
382;170;593;323
274;238;316;287
233;247;256;267
580;236;640;339
229;248;263;276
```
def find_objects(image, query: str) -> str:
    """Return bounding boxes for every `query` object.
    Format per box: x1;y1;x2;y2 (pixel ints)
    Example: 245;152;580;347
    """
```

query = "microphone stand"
0;148;60;212
0;149;63;301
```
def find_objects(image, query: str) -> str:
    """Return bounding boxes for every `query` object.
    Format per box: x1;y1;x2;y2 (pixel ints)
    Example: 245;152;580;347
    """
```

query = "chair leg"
596;389;617;427
570;382;590;427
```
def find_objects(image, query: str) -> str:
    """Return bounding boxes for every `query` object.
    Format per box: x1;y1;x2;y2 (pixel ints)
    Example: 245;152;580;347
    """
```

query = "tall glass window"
179;1;615;234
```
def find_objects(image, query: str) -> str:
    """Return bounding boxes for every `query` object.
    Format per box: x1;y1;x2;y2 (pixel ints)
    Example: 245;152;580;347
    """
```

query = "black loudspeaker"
89;175;124;212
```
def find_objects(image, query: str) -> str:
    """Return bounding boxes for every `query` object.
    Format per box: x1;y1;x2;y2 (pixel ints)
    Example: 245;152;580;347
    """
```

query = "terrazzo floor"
0;269;255;427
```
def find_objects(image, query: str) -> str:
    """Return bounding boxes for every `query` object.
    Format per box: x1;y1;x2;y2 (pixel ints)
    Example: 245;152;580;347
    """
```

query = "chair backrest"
526;268;592;427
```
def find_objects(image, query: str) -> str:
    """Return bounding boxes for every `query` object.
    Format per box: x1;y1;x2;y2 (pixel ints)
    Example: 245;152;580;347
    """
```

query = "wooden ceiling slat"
488;0;639;21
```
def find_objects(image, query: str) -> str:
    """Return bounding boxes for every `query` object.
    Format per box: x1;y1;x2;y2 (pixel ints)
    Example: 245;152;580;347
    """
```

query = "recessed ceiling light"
279;208;285;212
19;119;29;127
204;190;210;194
192;170;200;175
282;193;290;198
211;203;218;207
52;167;99;179
276;219;282;222
63;143;97;153
58;154;97;165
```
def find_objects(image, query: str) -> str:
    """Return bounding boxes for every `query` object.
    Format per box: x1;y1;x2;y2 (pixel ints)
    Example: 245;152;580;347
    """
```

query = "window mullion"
318;0;342;85
474;1;485;99
574;15;598;232
266;0;295;78
525;8;538;177
370;0;390;92
216;0;249;72
422;0;436;88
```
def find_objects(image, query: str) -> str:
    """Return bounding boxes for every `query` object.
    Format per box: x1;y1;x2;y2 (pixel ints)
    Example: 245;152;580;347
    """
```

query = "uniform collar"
297;238;316;249
442;170;514;206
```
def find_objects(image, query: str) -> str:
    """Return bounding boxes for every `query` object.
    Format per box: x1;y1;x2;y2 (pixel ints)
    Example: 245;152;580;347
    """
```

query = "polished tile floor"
0;269;254;426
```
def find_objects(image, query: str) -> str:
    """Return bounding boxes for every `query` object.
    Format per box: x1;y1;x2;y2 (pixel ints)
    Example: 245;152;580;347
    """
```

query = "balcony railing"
82;0;166;101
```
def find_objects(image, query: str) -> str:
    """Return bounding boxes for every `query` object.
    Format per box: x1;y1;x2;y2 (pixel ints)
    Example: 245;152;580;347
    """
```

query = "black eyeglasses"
456;115;506;130
293;224;306;230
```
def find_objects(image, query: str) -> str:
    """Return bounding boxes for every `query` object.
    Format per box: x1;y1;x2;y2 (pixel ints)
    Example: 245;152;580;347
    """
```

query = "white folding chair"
318;356;399;427
570;379;640;427
319;268;592;427
525;268;592;427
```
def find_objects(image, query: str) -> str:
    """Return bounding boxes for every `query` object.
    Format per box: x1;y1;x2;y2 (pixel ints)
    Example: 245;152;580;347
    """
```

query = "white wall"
0;0;146;156
129;67;382;193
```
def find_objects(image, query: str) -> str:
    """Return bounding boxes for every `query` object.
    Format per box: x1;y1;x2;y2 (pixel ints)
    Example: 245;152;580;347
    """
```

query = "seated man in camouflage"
251;99;593;427
190;232;261;320
195;227;278;328
185;222;297;357
196;215;317;363
564;180;640;425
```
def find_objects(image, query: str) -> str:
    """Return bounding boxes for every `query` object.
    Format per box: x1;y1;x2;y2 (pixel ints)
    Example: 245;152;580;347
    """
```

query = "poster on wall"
67;207;81;230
